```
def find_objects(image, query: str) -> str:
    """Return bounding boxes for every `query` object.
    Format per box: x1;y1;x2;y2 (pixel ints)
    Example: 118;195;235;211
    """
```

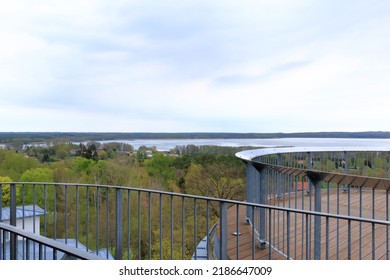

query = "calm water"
97;138;390;151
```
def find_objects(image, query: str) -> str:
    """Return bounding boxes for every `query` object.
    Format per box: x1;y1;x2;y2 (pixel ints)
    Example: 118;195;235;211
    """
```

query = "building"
1;205;46;242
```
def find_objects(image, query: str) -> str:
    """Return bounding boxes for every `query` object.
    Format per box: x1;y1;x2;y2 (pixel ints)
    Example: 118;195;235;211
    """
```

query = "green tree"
145;153;175;189
184;162;245;216
0;176;21;206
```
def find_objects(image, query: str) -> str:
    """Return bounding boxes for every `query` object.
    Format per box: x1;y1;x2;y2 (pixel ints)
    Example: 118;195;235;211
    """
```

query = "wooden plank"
219;188;389;260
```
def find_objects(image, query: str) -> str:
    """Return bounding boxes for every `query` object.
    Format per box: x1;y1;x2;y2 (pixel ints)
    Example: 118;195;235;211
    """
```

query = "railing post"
245;163;255;224
219;201;228;260
0;183;2;222
277;154;283;198
307;172;322;260
10;183;17;260
115;188;123;260
343;151;349;191
253;163;267;249
314;179;322;260
307;152;312;194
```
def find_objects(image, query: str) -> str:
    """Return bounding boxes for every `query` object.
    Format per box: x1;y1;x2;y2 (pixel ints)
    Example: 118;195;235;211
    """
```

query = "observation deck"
1;147;390;260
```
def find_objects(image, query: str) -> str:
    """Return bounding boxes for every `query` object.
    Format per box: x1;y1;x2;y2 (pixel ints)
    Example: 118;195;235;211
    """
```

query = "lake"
95;138;390;151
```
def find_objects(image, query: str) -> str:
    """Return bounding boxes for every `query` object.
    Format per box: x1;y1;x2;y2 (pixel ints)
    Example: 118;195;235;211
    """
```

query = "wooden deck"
217;188;390;260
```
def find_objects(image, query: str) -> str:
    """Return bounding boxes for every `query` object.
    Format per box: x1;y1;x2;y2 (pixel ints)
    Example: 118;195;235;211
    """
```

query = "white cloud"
1;0;390;132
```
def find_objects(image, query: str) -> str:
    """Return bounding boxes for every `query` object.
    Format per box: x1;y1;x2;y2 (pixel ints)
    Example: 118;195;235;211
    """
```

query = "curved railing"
1;146;390;260
236;147;390;260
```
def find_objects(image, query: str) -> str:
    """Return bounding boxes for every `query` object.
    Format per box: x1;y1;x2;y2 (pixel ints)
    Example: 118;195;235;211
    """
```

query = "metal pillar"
219;202;228;260
245;163;256;224
307;172;323;260
253;163;267;249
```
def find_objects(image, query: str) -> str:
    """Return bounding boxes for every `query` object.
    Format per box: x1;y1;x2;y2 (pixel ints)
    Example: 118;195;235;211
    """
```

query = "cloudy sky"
1;0;390;133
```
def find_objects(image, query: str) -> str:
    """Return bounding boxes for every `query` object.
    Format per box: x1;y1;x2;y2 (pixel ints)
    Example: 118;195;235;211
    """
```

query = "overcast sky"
1;0;390;133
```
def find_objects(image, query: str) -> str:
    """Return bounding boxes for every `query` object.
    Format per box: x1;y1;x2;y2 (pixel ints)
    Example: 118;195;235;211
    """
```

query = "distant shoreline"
1;131;390;144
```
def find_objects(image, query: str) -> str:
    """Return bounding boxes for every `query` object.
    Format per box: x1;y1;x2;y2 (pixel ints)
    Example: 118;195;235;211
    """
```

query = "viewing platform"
1;147;390;260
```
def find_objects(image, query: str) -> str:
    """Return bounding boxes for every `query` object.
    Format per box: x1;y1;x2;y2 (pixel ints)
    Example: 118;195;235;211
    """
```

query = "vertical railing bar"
170;195;174;260
206;200;210;260
26;239;30;260
54;184;57;240
21;185;25;258
306;213;311;260
287;211;290;260
105;188;109;258
252;206;255;260
236;203;239;260
326;216;329;260
53;248;57;260
336;183;340;259
65;185;68;244
96;187;99;256
127;190;131;260
42;185;46;231
105;187;109;259
43;184;47;259
282;174;285;254
372;188;376;219
86;186;89;251
148;192;151;259
76;185;79;248
33;184;36;233
294;176;297;259
181;197;185;260
219;201;228;260
33;184;36;259
359;185;363;260
160;194;163;260
137;191;141;260
268;208;272;260
372;222;376;260
38;243;43;260
115;188;123;260
193;198;197;260
372;188;376;260
0;183;2;222
326;181;330;260
9;183;17;260
348;219;352;260
2;230;5;260
386;189;389;260
0;229;2;260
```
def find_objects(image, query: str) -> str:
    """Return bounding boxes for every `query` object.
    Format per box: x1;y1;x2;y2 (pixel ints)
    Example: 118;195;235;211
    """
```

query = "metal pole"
258;167;266;249
115;188;123;260
10;183;17;260
314;179;322;260
219;202;228;260
246;164;255;224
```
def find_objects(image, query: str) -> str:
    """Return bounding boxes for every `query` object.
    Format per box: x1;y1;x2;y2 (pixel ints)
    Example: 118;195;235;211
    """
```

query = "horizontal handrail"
0;222;104;260
236;146;390;162
2;182;390;227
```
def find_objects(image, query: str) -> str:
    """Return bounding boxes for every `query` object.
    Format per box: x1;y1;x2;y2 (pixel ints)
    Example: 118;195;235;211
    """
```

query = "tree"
20;168;55;206
77;143;99;161
0;176;21;206
184;162;245;217
145;153;175;189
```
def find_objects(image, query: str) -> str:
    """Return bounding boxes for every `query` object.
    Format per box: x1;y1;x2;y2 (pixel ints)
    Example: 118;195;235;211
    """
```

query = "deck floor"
218;188;390;260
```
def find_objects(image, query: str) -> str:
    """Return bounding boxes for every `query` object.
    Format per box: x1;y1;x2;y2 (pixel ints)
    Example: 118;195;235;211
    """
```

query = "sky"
1;0;390;133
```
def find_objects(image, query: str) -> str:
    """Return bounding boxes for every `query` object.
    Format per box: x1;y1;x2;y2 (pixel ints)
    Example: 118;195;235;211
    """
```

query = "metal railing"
1;147;390;260
0;222;104;260
236;147;390;260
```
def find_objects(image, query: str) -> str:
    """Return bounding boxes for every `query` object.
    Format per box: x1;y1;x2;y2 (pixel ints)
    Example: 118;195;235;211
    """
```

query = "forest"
0;141;251;259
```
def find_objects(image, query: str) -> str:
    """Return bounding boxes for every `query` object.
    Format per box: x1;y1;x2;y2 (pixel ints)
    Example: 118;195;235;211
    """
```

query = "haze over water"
96;138;390;151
